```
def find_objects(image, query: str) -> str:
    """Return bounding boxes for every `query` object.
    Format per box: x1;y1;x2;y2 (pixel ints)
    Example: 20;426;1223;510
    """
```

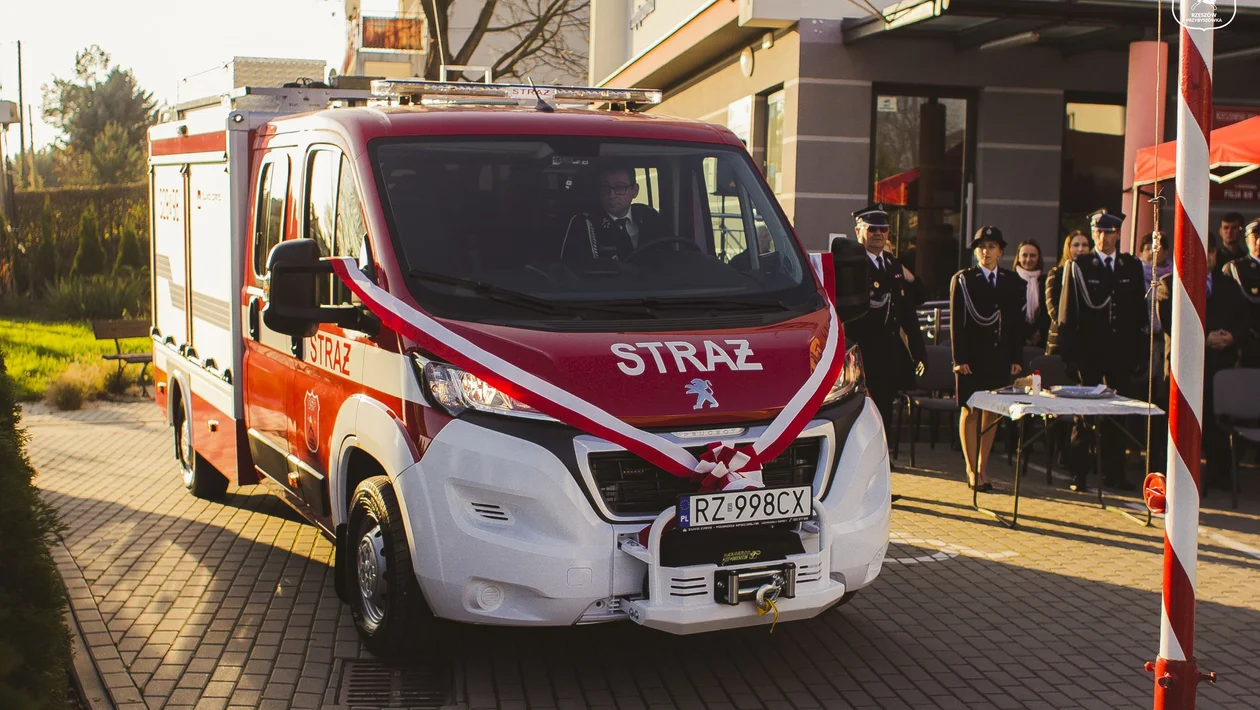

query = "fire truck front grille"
587;438;822;517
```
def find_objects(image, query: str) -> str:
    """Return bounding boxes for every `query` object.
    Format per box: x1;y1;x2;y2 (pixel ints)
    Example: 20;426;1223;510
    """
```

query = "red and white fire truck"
147;74;890;655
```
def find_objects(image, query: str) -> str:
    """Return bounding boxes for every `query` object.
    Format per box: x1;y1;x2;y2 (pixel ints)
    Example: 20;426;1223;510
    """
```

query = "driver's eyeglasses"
599;183;635;196
865;226;889;234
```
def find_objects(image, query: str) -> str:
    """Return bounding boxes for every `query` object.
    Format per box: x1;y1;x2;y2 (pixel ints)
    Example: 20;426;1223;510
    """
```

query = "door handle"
247;297;262;340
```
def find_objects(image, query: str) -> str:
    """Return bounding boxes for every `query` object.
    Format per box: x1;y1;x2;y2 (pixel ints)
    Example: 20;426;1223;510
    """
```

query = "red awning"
874;168;920;205
1133;115;1260;186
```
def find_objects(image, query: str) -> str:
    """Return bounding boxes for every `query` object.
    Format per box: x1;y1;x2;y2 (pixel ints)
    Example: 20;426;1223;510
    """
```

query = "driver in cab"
561;164;666;263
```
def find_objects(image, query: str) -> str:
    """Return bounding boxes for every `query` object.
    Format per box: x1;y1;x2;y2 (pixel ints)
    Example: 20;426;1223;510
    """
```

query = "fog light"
477;584;504;612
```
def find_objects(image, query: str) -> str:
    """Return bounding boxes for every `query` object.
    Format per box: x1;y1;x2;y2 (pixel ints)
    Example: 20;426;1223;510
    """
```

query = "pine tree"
32;200;58;291
113;225;144;274
70;208;106;278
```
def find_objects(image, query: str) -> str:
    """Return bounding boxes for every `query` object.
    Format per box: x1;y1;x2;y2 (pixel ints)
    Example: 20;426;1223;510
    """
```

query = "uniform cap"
1246;218;1260;236
969;225;1006;249
1088;209;1126;231
852;203;889;227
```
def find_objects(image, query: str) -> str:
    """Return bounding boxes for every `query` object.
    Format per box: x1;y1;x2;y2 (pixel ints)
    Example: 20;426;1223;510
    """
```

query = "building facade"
593;0;1260;299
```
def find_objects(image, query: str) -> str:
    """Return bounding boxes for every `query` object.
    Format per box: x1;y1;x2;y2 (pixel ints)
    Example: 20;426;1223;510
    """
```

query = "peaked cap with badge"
1088;208;1126;231
852;203;890;227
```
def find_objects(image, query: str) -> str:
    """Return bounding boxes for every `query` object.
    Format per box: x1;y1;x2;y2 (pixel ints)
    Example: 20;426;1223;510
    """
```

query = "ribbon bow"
694;442;765;492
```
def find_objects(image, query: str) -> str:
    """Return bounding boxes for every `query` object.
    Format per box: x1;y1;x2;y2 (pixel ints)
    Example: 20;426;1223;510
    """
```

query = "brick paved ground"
23;400;1260;710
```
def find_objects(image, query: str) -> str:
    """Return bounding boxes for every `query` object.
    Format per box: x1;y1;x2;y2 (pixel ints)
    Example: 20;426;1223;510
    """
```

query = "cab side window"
335;155;367;266
253;158;289;276
306;149;368;306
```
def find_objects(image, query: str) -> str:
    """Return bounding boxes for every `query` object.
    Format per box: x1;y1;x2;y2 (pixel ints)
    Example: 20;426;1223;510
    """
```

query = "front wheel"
174;404;228;499
347;476;435;657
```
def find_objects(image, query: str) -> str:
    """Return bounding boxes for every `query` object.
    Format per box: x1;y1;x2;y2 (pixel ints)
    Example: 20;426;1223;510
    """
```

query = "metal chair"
893;346;959;468
1213;368;1260;509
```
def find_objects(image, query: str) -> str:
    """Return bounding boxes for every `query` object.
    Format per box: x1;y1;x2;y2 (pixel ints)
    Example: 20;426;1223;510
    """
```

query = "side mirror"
829;236;870;325
263;239;379;338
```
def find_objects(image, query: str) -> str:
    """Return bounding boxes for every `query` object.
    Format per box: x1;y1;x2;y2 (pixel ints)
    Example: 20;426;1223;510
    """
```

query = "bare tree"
415;0;589;83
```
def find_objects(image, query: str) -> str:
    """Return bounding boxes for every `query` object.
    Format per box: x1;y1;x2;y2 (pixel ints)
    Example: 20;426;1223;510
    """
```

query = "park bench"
91;320;153;397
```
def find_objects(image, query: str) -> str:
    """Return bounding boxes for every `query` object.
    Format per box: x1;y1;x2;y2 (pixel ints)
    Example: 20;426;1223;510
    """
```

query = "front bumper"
617;502;848;634
393;395;890;631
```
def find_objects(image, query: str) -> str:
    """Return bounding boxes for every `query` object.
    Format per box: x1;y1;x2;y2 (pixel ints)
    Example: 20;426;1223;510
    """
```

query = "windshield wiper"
408;270;658;319
585;296;793;313
408;270;571;316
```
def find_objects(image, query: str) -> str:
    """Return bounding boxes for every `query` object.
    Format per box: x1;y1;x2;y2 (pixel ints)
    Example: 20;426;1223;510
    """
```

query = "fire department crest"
685;378;718;410
1173;0;1236;31
304;390;320;453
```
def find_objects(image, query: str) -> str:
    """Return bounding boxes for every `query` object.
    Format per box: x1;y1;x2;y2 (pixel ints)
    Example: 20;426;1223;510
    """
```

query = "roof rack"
371;79;663;111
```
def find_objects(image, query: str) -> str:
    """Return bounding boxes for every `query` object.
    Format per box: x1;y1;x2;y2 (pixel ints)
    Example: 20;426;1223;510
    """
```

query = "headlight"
822;345;865;404
421;360;554;420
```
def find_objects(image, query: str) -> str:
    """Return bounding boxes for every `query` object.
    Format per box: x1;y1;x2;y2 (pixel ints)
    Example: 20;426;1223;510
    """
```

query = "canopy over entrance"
1133;115;1260;187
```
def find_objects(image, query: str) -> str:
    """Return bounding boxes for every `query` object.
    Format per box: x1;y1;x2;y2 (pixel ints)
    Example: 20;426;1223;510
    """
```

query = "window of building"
253;158;289;277
871;90;973;300
1060;98;1126;245
763;89;786;196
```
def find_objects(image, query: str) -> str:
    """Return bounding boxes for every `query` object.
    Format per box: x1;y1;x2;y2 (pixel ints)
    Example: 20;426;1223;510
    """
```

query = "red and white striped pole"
1150;2;1215;707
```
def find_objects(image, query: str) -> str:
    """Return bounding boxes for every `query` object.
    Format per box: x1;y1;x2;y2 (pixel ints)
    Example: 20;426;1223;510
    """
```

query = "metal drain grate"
339;658;450;709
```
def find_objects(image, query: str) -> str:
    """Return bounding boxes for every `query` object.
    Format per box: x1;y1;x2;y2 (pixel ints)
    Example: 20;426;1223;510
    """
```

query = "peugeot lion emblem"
686;378;719;410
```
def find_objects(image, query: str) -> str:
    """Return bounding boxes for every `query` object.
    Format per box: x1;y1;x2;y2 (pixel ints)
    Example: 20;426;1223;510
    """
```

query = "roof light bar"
371;79;663;106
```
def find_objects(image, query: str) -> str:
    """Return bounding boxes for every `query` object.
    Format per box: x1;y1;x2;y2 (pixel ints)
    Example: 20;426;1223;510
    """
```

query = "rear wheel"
174;397;228;499
347;476;435;657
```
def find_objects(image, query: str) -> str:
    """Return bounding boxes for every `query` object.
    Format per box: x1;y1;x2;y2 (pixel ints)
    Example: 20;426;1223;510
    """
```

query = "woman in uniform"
951;227;1026;491
1045;230;1091;355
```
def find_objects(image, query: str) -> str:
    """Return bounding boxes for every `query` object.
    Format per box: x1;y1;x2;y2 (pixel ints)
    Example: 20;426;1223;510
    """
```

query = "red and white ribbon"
330;253;843;492
694;442;763;491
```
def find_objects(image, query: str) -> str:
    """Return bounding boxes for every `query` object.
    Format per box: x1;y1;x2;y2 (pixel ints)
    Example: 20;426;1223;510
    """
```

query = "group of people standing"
844;203;1260;496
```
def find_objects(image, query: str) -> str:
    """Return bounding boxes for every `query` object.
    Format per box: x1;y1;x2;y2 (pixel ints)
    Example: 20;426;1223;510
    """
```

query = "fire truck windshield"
371;137;821;325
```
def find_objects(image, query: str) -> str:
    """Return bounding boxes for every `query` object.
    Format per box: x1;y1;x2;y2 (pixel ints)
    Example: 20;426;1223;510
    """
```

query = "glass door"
871;90;973;300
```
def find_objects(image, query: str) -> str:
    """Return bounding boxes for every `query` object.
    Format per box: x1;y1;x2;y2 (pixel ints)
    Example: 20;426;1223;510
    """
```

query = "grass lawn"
0;319;150;401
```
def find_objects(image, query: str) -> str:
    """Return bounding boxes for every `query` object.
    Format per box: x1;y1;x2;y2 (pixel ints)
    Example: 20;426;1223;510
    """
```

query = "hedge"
10;184;148;290
0;348;72;709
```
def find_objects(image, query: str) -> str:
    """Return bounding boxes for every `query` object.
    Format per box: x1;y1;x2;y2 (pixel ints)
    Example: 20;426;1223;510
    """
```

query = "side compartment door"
287;148;374;522
153;164;189;350
242;154;296;482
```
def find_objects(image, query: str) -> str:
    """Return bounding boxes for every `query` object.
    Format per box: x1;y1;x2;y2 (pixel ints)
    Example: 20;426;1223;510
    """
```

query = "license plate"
677;486;812;531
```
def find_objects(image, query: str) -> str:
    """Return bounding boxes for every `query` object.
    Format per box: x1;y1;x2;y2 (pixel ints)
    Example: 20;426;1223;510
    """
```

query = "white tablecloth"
965;391;1166;420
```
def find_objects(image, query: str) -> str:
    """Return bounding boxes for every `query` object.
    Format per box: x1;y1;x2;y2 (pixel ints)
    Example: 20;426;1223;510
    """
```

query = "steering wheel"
626;237;702;262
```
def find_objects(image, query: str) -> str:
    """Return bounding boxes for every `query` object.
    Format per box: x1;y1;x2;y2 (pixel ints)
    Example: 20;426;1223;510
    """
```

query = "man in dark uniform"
1159;232;1252;492
1217;212;1247;275
1223;218;1260;366
1057;209;1148;491
561;164;666;263
845;203;928;435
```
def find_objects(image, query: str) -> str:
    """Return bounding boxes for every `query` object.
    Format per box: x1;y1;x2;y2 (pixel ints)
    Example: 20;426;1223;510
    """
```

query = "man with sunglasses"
561;163;665;263
1057;208;1148;492
844;204;927;440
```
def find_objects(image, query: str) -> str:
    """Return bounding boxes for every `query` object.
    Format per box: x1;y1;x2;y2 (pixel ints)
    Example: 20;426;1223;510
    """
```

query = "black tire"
347;476;435;657
174;399;228;499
